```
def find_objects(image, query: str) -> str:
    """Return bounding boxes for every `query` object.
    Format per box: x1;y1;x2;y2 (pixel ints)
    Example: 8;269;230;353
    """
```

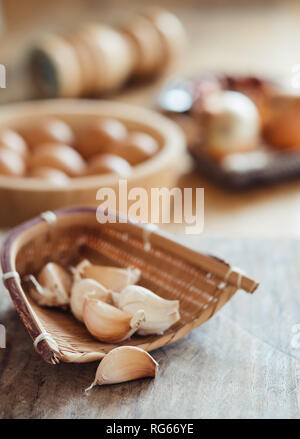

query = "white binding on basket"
2;270;20;283
40;211;57;224
224;266;245;289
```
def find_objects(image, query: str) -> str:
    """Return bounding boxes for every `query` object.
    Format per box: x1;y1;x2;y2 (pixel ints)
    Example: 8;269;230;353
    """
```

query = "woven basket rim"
1;206;259;364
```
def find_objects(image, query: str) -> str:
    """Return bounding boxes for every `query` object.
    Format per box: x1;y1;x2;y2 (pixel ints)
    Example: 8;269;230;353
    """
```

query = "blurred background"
2;0;300;237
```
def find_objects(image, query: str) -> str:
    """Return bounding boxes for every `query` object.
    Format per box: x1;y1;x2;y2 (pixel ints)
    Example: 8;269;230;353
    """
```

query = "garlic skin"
81;265;141;293
0;147;26;176
72;259;92;282
115;285;180;335
86;346;158;390
83;297;145;343
28;262;72;307
87;154;132;177
70;278;111;322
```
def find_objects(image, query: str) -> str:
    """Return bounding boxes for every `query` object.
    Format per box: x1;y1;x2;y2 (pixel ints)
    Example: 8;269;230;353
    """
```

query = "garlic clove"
81;265;141;293
70;278;112;322
115;285;180;335
83;297;145;343
86;346;158;389
204;90;260;158
72;259;92;282
27;262;72;307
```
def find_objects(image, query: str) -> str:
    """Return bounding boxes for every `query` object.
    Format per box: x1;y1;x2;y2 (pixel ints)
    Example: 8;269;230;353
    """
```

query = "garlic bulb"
86;346;158;390
70;278;112;322
205;90;260;158
81;265;141;293
114;285;180;335
83;297;145;343
28;262;72;307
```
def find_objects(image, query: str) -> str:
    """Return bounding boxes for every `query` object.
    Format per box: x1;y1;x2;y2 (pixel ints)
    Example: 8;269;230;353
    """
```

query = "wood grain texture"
1;236;300;419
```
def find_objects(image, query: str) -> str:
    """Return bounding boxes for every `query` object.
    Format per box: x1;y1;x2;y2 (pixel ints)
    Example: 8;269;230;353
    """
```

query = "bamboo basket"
0;99;185;227
1;206;259;365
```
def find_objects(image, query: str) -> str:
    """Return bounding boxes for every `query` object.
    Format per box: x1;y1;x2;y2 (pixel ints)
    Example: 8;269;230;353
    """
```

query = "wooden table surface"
1;236;300;419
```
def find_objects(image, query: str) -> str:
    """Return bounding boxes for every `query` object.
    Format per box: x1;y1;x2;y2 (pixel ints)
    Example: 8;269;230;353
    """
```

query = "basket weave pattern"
1;207;258;364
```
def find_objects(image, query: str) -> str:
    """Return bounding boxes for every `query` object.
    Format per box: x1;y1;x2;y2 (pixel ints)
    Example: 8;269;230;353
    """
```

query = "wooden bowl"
0;206;258;364
0;99;185;227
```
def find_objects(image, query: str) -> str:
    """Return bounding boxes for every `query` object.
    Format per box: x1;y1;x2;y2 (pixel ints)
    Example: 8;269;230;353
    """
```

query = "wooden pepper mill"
30;8;186;98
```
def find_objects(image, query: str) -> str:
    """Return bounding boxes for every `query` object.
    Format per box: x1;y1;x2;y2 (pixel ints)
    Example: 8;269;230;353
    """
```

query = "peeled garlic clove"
27;262;72;307
83;297;145;343
116;285;180;335
86;346;158;390
70;278;111;322
81;265;141;293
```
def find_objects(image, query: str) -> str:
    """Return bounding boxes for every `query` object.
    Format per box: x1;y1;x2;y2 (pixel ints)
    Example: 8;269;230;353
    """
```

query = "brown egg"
264;96;300;149
29;143;86;176
20;118;75;149
0;147;26;176
87;154;132;176
77;118;127;158
0;128;28;157
113;132;159;165
29;167;70;185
